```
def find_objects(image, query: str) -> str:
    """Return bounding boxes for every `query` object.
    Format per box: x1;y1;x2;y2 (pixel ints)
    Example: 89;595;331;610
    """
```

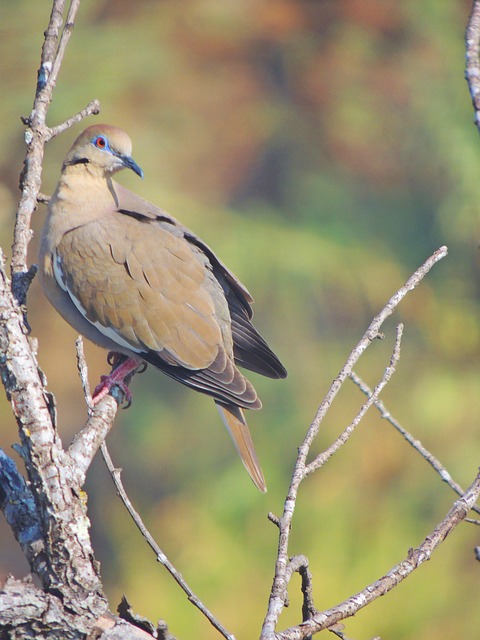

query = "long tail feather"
215;402;267;493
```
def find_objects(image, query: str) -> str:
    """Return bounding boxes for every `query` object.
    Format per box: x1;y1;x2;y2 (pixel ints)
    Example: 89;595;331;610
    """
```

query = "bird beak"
118;153;144;179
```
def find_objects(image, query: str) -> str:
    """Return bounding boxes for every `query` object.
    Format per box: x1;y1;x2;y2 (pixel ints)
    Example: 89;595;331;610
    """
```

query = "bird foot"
92;356;142;406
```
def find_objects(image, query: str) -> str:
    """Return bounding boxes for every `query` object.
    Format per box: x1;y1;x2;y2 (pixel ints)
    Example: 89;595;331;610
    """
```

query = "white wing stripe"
52;249;141;353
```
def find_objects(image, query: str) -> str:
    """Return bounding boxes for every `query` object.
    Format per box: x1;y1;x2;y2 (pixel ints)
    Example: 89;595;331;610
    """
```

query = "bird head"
63;124;144;178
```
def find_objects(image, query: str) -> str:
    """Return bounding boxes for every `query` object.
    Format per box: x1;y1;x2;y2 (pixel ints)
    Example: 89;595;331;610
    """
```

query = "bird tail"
215;402;267;493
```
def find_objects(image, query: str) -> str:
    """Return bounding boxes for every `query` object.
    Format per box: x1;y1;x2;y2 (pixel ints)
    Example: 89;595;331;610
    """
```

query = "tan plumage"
40;124;287;492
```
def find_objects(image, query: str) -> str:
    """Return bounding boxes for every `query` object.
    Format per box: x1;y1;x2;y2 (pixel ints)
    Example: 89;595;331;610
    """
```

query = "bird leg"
92;353;143;406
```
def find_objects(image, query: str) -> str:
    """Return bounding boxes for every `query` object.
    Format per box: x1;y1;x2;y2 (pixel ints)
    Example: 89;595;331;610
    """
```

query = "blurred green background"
1;1;480;638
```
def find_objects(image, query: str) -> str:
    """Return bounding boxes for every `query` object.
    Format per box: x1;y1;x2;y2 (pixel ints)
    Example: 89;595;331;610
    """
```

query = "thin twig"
261;247;448;640
74;340;235;639
465;0;480;133
304;323;403;478
100;443;236;640
44;0;82;97
274;469;480;639
64;333;120;487
349;370;480;516
13;0;81;278
285;555;316;631
75;336;93;409
46;99;101;141
12;0;98;284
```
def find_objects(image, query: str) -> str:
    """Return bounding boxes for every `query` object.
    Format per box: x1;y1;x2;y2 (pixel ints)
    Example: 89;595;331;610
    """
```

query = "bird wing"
56;212;222;368
114;183;287;380
54;210;261;409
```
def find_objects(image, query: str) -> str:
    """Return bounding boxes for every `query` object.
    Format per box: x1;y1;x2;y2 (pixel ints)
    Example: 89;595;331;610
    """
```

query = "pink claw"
91;356;141;406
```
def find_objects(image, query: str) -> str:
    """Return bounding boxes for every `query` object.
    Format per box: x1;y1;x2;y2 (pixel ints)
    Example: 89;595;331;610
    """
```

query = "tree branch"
349;370;480;516
261;247;448;639
46;99;101;141
0;576;158;640
0;450;45;575
465;0;480;134
13;0;86;282
100;443;236;640
71;336;235;638
274;469;480;639
304;322;403;478
66;338;120;487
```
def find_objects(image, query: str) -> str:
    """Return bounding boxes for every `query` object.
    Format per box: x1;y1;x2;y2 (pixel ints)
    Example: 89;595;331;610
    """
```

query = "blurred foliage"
1;0;480;638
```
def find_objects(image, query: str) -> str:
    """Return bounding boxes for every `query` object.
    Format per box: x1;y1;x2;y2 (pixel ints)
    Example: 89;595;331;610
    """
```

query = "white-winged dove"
39;124;287;492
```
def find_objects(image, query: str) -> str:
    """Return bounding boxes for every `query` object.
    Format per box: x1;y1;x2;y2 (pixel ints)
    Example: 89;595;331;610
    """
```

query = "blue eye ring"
93;135;108;149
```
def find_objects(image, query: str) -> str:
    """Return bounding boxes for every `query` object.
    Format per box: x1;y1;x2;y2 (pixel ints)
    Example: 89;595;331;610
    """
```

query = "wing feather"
54;182;286;407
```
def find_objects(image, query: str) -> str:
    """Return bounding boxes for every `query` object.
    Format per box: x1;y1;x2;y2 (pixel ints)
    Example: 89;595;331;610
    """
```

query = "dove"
39;124;287;491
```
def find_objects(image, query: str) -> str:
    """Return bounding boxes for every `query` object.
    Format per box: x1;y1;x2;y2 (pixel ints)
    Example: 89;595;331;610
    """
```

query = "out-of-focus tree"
1;1;480;639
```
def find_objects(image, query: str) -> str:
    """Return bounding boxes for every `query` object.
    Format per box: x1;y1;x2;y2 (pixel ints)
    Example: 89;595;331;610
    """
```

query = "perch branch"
66;338;120;487
74;339;234;639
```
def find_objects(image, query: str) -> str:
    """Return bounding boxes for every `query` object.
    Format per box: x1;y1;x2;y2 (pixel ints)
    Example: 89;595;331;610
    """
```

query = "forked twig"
274;470;480;639
12;0;97;282
349;370;480;517
261;247;448;639
304;323;403;478
74;339;235;640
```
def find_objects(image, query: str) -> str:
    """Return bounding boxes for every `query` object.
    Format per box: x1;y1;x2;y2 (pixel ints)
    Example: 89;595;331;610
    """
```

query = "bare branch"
100;442;236;640
275;470;480;639
349;370;480;516
262;246;447;640
285;555;316;629
12;0;98;282
65;338;120;486
45;0;82;95
465;0;480;134
46;99;101;141
75;336;93;407
0;450;45;575
304;323;403;478
299;247;447;472
70;336;234;637
67;398;119;487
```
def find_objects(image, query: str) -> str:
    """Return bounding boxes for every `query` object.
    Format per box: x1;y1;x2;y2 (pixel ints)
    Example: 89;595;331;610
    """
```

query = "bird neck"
52;165;120;221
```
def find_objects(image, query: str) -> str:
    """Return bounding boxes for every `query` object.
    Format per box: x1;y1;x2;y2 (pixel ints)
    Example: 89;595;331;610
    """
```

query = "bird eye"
93;135;107;149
